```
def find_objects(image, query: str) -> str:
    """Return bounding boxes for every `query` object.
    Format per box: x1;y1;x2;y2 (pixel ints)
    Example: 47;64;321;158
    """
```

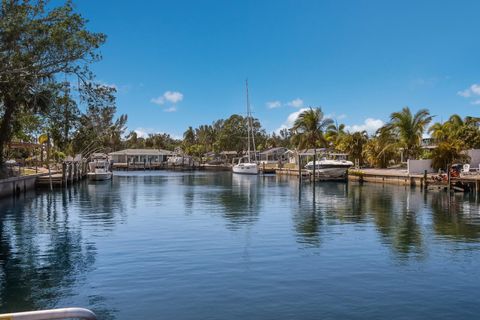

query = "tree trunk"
0;98;15;177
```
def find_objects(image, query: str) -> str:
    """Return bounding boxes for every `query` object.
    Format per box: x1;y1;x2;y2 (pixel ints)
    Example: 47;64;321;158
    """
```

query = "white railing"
0;308;97;320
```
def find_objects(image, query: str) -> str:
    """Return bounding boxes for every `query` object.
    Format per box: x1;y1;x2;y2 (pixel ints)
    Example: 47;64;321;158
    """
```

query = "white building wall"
466;149;480;170
407;159;435;174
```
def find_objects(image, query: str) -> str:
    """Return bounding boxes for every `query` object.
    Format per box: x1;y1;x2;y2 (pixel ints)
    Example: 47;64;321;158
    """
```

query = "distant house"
258;147;289;163
219;150;237;160
109;149;173;164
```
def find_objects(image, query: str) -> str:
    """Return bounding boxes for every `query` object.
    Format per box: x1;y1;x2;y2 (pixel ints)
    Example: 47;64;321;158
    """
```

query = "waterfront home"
258;147;290;164
220;151;238;163
109;149;173;164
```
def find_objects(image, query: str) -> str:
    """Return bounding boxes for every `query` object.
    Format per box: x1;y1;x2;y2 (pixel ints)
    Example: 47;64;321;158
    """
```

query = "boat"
233;80;258;175
304;153;353;179
87;156;112;181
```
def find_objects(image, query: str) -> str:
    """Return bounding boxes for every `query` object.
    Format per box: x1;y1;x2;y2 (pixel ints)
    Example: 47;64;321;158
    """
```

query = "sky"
72;0;480;138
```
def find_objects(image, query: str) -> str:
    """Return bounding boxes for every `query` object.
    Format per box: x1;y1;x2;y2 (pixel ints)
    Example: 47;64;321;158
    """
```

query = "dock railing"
0;308;97;320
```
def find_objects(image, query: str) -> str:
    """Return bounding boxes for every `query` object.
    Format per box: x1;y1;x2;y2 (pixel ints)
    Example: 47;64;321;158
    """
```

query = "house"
258;147;289;164
109;149;173;164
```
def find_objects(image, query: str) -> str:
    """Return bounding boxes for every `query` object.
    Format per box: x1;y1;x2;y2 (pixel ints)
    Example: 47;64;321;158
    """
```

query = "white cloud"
458;84;480;98
275;108;310;133
164;106;177;112
287;98;304;108
266;100;282;109
134;128;151;138
151;96;165;105
163;91;183;104
346;118;385;135
151;90;184;106
471;100;480;105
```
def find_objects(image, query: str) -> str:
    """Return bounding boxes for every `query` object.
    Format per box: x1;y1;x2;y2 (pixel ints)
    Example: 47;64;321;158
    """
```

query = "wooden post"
63;162;67;188
423;170;427;191
313;149;316;184
447;164;451;194
47;134;52;191
298;154;301;182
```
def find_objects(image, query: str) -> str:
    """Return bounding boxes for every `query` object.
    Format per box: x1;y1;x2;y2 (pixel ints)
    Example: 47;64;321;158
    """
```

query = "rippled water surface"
1;171;480;319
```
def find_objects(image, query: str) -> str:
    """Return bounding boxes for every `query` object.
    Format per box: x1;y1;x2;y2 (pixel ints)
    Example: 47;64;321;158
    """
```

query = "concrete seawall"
0;174;44;199
348;169;425;187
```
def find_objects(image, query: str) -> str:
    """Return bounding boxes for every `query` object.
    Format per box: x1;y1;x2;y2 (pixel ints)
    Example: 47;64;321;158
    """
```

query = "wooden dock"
36;160;88;188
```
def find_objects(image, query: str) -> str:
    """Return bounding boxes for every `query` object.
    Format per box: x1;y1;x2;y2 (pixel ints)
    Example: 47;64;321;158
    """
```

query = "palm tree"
291;107;333;150
337;131;368;165
429;114;480;149
363;127;397;168
325;121;346;149
386;107;433;160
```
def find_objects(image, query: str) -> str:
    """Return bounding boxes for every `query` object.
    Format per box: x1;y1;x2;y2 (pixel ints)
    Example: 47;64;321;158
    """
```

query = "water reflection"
430;192;480;242
0;193;96;313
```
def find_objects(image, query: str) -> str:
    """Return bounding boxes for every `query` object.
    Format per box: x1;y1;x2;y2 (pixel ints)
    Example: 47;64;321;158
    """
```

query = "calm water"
1;171;480;320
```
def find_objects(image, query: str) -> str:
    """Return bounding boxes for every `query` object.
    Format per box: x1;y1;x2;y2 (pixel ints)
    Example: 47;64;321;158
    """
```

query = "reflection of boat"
87;156;112;181
305;153;353;179
233;80;258;175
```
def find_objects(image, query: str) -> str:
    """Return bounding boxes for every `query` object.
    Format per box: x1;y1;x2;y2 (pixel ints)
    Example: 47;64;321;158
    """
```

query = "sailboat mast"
246;79;251;163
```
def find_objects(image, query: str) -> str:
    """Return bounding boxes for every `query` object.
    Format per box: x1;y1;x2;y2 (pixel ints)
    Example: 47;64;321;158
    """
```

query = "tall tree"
385;107;432;160
0;0;107;175
291;107;333;150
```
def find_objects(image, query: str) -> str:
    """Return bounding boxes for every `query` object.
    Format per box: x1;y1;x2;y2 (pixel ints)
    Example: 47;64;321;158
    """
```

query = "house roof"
220;151;237;155
297;148;328;156
109;149;173;156
259;147;288;155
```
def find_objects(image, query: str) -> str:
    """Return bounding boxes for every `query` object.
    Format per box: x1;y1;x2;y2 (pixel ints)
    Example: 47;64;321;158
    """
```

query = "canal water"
1;171;480;319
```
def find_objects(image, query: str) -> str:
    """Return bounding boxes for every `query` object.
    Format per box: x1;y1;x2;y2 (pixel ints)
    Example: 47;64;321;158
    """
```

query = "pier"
36;160;89;188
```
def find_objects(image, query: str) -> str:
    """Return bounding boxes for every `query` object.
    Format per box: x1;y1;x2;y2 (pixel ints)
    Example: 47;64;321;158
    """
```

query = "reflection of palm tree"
429;192;480;241
364;185;424;258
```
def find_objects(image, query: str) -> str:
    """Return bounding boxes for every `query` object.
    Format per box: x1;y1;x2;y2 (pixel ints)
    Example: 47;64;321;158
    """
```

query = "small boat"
233;80;258;175
305;153;353;179
87;158;112;181
232;162;258;175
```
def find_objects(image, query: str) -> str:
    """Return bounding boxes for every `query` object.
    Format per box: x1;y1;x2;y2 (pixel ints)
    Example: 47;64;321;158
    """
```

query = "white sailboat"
233;80;259;175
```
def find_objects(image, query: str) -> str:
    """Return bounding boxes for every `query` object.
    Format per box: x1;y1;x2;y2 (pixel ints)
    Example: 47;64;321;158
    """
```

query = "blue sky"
74;0;480;138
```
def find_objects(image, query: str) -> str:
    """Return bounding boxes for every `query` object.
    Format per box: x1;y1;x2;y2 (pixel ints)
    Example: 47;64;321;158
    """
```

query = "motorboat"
87;158;112;181
304;153;353;179
233;80;258;175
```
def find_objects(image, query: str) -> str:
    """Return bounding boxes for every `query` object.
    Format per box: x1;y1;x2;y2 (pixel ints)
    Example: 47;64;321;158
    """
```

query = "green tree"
291;107;333;150
385;107;433;160
71;85;126;155
363;127;397;168
325;122;346;149
337;131;368;165
0;0;107;175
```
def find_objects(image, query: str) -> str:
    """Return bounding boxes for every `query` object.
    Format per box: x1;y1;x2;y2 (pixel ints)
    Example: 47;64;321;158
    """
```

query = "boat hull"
307;166;350;179
232;163;258;175
87;172;112;181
